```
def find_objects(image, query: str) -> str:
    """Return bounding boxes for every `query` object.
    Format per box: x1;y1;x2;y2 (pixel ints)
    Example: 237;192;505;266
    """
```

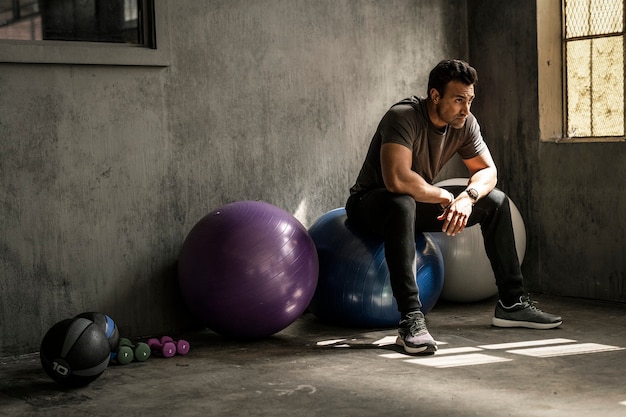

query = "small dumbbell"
161;336;190;356
147;337;177;358
115;338;151;365
147;336;190;357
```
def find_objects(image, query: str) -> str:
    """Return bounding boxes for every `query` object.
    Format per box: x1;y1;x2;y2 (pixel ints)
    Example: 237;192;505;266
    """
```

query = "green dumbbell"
115;338;151;365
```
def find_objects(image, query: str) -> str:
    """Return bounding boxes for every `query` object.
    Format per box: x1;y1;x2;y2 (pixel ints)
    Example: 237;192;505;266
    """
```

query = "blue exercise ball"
307;208;444;328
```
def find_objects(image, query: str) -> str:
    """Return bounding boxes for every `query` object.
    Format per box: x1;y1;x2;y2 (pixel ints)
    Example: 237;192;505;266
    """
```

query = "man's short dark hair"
427;60;478;97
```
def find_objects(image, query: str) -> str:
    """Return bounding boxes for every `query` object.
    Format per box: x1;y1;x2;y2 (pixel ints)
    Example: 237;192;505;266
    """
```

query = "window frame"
0;0;170;67
537;0;625;143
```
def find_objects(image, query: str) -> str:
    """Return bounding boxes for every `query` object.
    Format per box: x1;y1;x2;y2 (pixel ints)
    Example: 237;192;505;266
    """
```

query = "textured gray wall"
0;0;468;356
467;1;626;301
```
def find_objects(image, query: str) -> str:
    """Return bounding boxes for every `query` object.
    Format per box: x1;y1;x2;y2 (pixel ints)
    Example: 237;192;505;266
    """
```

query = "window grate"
563;0;625;138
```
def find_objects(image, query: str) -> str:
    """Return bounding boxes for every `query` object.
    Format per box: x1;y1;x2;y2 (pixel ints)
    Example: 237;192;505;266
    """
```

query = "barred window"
563;0;625;139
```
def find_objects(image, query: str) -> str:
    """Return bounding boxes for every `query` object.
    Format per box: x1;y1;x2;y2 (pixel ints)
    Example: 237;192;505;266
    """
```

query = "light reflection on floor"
317;336;624;367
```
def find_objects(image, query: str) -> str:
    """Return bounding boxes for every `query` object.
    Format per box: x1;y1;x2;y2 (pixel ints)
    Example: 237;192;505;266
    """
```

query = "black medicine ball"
74;311;120;358
40;317;111;388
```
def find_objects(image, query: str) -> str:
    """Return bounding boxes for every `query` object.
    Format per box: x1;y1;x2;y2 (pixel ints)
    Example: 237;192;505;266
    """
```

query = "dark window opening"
0;0;155;47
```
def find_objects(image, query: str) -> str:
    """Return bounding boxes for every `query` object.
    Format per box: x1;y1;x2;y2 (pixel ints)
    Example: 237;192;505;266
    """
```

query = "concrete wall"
467;1;626;302
0;0;468;357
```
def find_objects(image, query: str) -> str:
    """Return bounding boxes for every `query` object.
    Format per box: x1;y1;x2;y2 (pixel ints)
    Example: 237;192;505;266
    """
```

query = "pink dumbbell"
147;336;190;358
147;337;176;358
161;336;190;356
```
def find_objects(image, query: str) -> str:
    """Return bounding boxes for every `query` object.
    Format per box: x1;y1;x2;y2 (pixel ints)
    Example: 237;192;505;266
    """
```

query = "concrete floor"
2;295;626;417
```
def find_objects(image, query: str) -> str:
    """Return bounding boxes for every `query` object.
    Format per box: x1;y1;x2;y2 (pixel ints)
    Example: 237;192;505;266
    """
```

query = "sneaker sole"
492;317;563;329
395;336;437;355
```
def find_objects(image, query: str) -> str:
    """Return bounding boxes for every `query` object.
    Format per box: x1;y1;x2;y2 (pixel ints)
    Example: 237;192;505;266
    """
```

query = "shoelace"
519;297;547;313
404;312;428;336
505;296;542;311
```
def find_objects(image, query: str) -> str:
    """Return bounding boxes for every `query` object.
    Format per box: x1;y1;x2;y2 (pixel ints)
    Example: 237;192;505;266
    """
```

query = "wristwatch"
465;188;479;203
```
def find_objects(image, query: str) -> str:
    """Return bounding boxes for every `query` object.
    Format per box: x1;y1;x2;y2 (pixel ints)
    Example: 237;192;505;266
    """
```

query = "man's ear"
429;88;440;103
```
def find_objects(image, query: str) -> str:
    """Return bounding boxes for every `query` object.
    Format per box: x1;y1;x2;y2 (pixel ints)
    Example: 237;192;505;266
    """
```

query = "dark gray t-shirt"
349;96;487;195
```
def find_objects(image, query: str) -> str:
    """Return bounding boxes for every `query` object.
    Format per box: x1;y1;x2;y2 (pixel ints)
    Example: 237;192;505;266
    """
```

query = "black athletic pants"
345;186;526;318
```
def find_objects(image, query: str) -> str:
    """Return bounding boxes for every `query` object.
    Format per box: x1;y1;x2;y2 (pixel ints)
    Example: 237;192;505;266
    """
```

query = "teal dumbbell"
115;338;151;365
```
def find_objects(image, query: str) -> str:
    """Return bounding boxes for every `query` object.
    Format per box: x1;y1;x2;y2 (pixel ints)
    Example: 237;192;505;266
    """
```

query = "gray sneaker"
492;296;562;329
396;311;437;355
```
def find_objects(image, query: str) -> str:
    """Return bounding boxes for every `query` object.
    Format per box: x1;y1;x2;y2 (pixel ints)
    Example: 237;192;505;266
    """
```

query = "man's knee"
388;193;416;214
483;188;509;209
386;194;416;227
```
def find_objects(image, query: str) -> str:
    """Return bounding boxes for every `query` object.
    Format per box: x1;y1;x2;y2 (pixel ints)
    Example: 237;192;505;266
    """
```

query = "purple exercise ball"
178;200;319;339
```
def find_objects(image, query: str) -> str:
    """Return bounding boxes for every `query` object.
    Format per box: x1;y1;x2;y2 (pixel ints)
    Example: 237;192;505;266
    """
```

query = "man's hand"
437;194;474;236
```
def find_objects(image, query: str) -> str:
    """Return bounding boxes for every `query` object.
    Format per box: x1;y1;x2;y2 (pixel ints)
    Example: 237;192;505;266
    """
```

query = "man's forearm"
466;167;497;201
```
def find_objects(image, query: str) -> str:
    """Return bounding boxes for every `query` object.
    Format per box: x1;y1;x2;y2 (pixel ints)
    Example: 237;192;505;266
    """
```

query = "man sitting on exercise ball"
346;59;562;355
